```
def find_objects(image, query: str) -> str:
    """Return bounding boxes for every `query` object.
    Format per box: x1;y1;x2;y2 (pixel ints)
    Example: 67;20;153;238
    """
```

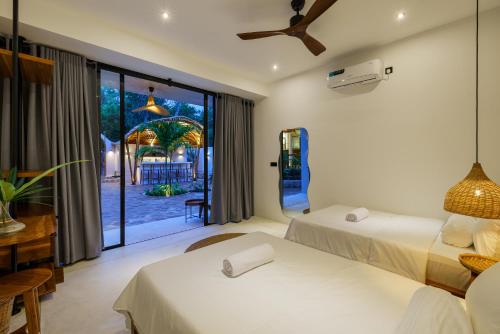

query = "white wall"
254;8;500;223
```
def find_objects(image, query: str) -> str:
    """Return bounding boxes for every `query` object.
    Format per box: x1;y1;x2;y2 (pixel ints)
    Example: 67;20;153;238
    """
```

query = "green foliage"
190;179;205;192
100;87;120;142
290;155;301;168
135;146;164;160
144;183;188;197
282;168;301;180
140;122;194;159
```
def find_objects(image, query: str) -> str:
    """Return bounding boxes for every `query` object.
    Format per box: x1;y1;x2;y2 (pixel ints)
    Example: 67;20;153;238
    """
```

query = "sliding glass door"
99;66;215;249
99;70;122;248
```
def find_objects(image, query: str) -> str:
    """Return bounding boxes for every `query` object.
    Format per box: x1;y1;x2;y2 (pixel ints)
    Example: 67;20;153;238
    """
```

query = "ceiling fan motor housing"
291;0;305;12
290;0;305;26
290;14;305;26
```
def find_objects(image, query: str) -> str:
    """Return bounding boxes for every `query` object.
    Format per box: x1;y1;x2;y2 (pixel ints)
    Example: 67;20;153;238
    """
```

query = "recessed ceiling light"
162;11;169;20
396;11;406;21
272;64;279;71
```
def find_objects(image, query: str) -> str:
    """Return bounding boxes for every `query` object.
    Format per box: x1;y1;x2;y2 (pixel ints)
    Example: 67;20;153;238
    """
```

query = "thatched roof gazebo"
125;116;203;146
125;116;204;185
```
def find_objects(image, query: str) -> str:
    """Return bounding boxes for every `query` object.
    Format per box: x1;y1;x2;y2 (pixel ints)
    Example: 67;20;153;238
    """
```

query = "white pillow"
441;214;477;248
466;263;500;334
473;219;500;257
394;286;473;334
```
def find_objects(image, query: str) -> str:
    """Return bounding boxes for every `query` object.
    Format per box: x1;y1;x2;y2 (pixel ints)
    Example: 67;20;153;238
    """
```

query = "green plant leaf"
0;180;17;202
7;167;17;184
14;178;26;189
14;187;53;201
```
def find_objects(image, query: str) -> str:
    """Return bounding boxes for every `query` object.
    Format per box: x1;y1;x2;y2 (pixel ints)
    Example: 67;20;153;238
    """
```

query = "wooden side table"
0;204;59;299
459;253;499;284
0;204;56;273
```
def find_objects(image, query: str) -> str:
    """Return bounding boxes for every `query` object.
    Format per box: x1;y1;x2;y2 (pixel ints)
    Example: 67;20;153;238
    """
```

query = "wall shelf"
0;48;54;85
1;170;54;178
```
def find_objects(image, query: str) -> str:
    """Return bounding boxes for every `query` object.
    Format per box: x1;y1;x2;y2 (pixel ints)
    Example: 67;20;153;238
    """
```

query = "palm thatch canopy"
124;116;203;147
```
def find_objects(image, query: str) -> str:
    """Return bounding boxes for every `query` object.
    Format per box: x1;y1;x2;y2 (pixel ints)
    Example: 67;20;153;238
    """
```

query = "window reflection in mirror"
279;128;310;217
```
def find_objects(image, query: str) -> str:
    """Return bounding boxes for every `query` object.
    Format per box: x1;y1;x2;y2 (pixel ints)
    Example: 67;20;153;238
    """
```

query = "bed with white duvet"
113;232;498;334
285;205;446;282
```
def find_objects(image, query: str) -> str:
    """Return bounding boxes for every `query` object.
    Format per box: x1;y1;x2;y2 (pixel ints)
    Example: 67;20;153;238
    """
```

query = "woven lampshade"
131;87;169;116
444;163;500;219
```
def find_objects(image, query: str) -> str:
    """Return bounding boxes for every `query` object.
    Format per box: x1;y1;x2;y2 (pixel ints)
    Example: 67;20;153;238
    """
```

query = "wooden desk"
0;204;56;273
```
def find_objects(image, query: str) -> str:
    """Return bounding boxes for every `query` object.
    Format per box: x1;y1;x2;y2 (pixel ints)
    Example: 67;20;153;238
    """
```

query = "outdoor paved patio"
101;181;211;231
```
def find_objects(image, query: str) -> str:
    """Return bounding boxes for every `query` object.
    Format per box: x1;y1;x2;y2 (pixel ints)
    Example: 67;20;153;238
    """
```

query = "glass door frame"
97;63;216;250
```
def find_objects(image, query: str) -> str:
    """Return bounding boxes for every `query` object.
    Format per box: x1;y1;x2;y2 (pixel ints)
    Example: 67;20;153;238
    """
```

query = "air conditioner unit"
327;59;384;89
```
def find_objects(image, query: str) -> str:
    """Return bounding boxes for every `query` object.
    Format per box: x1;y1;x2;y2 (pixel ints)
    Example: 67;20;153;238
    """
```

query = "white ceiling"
43;0;500;84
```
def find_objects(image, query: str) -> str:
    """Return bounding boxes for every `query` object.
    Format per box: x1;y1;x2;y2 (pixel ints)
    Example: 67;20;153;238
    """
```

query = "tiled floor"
10;217;288;334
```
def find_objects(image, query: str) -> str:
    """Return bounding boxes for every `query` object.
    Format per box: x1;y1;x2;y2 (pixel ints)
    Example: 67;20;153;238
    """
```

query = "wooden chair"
0;268;52;334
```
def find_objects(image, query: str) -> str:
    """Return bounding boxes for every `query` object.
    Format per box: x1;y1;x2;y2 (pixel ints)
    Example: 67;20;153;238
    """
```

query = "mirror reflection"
279;128;310;217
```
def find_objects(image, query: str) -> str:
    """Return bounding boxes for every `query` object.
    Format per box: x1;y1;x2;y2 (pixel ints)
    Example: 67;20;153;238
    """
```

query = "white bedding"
285;205;444;282
114;232;424;334
427;233;475;291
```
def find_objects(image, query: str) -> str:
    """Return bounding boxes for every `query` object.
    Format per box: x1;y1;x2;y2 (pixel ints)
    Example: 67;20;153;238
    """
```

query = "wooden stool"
0;268;52;334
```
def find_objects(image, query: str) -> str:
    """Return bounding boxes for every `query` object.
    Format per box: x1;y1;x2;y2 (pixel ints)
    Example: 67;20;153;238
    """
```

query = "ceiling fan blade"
237;30;288;40
301;0;338;26
300;33;326;56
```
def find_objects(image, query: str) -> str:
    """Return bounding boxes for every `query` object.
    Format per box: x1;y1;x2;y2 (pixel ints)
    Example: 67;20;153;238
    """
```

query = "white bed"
285;205;450;284
114;232;427;334
427;233;475;291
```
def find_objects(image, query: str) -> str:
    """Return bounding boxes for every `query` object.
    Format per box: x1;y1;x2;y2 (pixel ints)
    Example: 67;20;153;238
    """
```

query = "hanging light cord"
475;0;479;163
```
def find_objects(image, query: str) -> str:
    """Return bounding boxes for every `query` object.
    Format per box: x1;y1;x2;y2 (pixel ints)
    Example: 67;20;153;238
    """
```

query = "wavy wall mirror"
279;128;310;217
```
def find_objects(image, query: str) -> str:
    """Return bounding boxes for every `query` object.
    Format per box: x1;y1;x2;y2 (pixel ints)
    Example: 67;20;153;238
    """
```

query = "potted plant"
0;161;86;234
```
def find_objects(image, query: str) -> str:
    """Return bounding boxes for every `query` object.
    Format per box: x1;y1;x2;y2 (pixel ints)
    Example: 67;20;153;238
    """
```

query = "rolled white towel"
346;207;370;222
222;244;275;277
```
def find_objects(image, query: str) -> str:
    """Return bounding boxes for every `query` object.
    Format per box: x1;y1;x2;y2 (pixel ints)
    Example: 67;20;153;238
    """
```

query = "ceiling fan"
131;87;169;116
237;0;338;56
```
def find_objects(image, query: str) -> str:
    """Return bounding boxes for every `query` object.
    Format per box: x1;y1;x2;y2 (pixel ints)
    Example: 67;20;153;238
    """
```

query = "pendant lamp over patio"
131;87;170;116
444;0;500;219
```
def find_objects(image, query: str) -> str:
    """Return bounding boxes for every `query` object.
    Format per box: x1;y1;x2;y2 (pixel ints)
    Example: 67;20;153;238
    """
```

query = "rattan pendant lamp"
131;87;170;116
444;0;500;219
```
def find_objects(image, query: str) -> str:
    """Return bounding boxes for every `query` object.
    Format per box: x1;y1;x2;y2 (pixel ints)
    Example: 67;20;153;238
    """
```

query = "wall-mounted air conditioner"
327;59;384;89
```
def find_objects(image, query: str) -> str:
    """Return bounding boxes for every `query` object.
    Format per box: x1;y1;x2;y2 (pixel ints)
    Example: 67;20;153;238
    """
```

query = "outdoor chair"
184;199;211;223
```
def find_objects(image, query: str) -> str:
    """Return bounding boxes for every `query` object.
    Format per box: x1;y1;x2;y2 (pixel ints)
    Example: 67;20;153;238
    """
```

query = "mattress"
427;233;475;291
114;232;424;334
285;205;444;282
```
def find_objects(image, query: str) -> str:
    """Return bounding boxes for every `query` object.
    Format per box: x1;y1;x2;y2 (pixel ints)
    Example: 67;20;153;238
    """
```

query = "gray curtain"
211;94;254;224
2;45;102;264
